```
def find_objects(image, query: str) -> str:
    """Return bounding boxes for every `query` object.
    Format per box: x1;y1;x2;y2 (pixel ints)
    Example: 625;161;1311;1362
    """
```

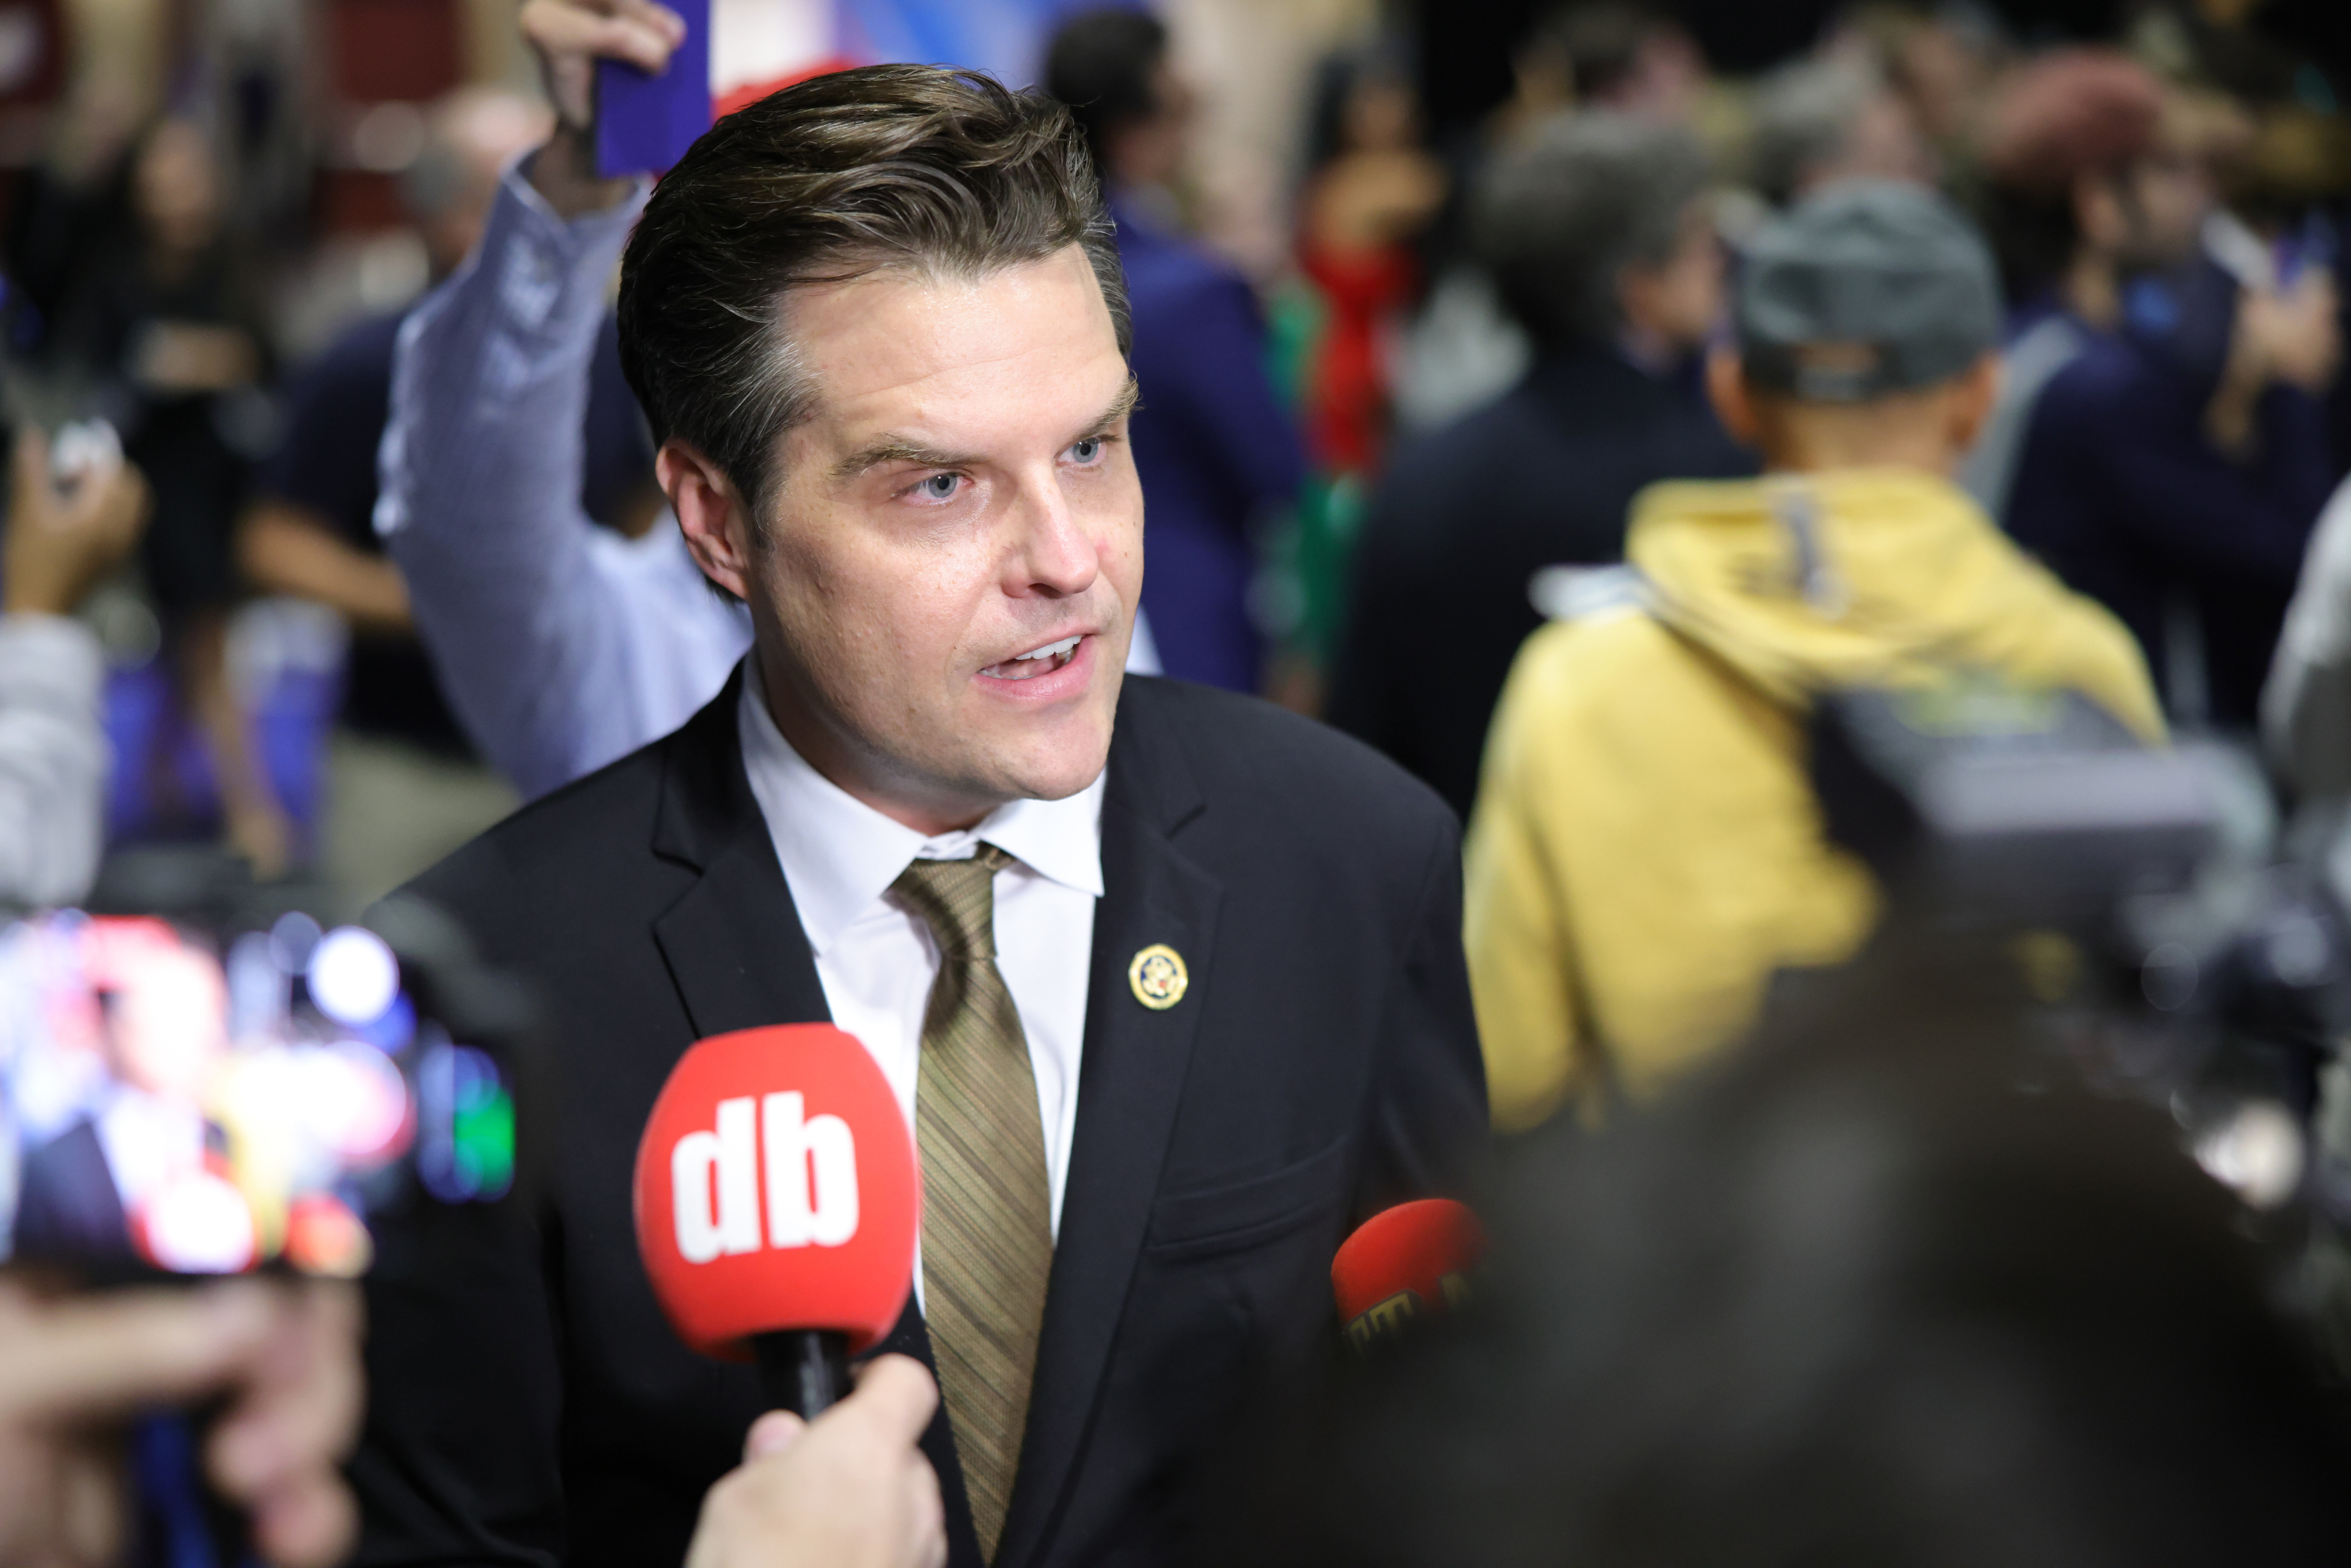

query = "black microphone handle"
752;1329;852;1419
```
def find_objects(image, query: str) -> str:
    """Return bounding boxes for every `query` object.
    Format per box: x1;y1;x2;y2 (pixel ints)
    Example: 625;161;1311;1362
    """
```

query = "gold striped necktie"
892;844;1052;1562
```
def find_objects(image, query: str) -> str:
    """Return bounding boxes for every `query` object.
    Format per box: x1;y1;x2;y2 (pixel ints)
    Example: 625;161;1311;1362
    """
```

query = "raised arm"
0;432;149;904
378;151;751;800
0;615;109;905
377;0;746;800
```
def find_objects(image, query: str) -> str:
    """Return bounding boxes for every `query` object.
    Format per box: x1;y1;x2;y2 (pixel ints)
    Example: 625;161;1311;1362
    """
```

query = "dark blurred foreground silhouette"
1225;940;2351;1568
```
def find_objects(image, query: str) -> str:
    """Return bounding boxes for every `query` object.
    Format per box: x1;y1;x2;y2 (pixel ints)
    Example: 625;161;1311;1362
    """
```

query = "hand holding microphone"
684;1354;946;1568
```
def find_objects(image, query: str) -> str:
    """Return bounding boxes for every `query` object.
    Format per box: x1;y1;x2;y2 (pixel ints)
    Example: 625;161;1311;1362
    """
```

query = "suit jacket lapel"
651;674;1217;1568
648;667;832;1037
997;686;1221;1568
651;827;834;1037
644;668;985;1566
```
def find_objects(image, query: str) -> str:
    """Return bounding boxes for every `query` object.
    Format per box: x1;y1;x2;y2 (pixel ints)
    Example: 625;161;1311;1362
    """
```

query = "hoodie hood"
1627;468;2137;712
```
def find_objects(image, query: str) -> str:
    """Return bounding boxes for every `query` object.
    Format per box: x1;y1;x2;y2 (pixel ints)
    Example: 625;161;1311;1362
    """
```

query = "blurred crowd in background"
0;0;2343;917
4;0;2351;1556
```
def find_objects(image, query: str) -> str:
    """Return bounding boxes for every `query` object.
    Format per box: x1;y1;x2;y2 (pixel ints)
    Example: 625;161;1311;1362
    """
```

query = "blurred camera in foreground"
1240;680;2351;1568
0;893;534;1281
1278;958;2351;1568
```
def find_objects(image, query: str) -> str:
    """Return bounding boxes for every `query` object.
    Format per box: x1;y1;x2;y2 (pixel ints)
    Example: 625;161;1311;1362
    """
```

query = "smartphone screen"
596;0;712;177
0;909;521;1279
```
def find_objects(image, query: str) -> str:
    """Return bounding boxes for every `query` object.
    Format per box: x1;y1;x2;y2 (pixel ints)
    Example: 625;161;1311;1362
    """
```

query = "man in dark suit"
1328;113;1751;820
349;13;1485;1568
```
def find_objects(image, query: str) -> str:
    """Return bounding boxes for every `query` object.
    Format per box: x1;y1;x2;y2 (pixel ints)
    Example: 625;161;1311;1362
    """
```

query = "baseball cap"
1734;179;2001;402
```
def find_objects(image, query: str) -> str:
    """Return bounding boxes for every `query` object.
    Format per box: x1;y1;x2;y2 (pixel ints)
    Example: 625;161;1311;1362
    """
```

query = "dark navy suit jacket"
350;672;1485;1568
12;1120;131;1263
2005;277;2339;729
1117;199;1304;695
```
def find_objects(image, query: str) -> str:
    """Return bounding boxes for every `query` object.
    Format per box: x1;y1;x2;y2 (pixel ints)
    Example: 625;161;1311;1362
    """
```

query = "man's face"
1838;91;1935;191
2118;145;2212;270
1110;60;1196;190
746;245;1141;827
1623;199;1726;357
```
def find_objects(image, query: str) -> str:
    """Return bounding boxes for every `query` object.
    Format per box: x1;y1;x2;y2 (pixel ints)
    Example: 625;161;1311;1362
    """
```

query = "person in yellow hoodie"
1465;179;2165;1133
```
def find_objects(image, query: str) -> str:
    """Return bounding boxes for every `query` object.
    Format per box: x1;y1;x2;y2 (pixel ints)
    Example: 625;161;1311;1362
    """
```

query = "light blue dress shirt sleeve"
374;163;753;801
0;614;107;906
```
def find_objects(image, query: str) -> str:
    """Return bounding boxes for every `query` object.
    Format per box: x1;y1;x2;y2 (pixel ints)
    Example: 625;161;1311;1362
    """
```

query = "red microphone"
1331;1198;1485;1353
634;1024;919;1416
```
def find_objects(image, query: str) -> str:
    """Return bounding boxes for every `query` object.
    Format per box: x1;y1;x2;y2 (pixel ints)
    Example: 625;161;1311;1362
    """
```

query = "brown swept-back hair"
617;64;1131;520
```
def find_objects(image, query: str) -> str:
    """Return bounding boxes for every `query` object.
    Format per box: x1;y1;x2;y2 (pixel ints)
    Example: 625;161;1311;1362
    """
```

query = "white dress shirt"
736;664;1102;1275
378;163;1157;802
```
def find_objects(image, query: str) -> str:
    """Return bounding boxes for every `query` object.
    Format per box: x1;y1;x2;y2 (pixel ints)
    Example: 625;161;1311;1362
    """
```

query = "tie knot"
892;843;1013;961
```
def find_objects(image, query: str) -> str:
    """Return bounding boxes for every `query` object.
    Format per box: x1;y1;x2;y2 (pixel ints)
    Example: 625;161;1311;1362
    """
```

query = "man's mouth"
983;634;1084;681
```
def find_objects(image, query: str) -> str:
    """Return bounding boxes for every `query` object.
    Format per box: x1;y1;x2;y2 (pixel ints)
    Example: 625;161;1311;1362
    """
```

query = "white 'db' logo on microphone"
671;1092;859;1262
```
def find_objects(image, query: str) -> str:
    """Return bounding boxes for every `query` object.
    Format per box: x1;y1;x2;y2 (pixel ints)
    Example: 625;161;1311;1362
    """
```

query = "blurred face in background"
2111;141;2212;271
1620;197;1726;361
1893;22;1993;144
105;944;229;1103
1838;88;1936;189
1609;27;1707;123
1342;72;1422;153
2073;92;2215;274
134;120;223;257
1106;57;1196;190
1786;86;1934;203
410;92;555;279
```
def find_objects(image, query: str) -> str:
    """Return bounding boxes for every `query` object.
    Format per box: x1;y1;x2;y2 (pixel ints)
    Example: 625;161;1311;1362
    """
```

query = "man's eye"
916;473;961;501
1070;436;1104;464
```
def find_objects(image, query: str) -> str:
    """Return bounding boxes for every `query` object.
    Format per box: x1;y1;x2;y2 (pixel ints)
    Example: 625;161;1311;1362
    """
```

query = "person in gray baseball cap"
1732;177;2002;404
1462;177;2166;1133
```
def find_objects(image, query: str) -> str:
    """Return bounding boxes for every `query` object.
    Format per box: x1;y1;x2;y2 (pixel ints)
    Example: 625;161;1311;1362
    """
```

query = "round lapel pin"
1128;944;1188;1010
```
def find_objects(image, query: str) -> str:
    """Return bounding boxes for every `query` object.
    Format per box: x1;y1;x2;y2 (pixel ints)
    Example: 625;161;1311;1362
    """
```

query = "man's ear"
659;440;757;600
1704;344;1761;448
1946;351;2002;453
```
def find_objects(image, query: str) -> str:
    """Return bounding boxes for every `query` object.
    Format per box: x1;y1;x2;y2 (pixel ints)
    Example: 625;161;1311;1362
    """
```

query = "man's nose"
1009;468;1101;598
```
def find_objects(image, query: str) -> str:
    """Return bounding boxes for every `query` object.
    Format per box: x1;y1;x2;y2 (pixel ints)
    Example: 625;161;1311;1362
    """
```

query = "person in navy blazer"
1047;11;1306;696
347;26;1482;1568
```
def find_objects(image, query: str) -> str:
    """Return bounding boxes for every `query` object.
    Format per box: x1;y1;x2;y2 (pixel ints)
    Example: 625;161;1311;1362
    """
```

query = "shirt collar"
736;660;1106;959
